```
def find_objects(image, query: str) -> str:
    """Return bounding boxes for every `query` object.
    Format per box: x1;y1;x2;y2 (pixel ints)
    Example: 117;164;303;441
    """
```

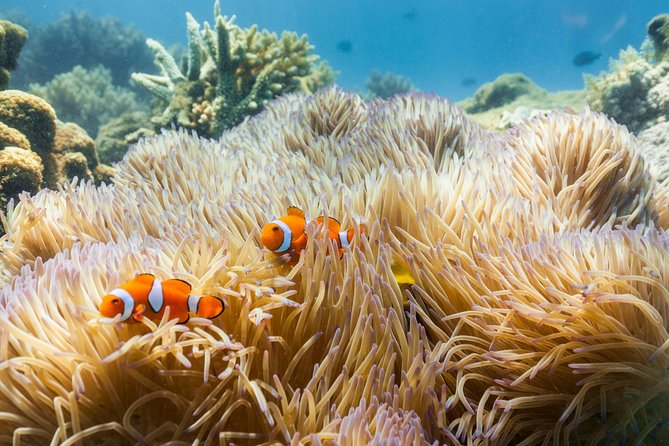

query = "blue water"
4;0;668;100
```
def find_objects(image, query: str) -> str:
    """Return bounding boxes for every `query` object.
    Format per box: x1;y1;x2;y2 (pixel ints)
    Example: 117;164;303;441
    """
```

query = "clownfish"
260;206;363;263
99;274;224;323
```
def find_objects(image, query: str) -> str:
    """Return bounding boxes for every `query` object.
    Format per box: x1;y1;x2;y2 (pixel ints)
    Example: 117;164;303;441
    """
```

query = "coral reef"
11;11;154;89
0;89;57;184
0;90;112;195
365;70;416;99
585;48;668;134
638;122;669;181
460;73;586;130
648;14;669;63
132;1;335;137
0;87;668;444
29;65;146;137
583;13;669;136
0;20;27;90
0;146;42;210
95;111;154;164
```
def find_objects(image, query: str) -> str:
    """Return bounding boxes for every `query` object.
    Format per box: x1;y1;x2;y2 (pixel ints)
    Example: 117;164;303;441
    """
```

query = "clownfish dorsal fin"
134;273;155;285
287;206;305;219
162;278;192;295
316;216;341;233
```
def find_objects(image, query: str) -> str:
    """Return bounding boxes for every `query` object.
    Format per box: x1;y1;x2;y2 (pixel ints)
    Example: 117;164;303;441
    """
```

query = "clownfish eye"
111;298;119;304
272;226;279;232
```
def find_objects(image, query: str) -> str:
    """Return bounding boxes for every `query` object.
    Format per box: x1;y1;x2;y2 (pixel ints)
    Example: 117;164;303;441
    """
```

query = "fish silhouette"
572;51;601;67
337;40;353;53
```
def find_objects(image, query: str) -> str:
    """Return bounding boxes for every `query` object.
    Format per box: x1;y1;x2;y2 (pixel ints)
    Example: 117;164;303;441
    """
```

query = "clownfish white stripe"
187;295;200;314
271;219;292;253
147;278;164;313
339;230;350;248
110;288;135;321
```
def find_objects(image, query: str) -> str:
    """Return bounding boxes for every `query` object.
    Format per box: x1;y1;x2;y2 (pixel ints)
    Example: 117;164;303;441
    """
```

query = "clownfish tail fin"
195;295;225;319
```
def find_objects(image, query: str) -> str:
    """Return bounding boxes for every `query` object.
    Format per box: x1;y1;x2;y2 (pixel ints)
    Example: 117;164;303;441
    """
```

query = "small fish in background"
403;9;417;22
99;274;225;323
572;50;601;67
461;77;477;88
260;206;363;263
337;40;354;54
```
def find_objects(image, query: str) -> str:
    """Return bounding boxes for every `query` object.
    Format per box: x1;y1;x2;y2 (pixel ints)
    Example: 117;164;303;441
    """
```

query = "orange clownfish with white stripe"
99;274;224;323
260;206;363;263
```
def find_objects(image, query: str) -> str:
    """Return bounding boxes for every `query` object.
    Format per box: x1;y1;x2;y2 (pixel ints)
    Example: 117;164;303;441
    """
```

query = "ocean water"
3;1;669;445
4;0;668;99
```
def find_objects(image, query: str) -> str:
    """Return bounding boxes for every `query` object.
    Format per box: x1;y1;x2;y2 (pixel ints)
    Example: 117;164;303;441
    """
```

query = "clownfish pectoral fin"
132;304;146;321
287;206;305;219
134;273;155;285
162;279;192;295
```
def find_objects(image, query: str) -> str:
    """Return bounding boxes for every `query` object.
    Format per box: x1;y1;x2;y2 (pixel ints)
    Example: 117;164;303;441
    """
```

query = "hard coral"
0;87;668;444
365;70;416;99
0;90;113;194
132;0;335;137
12;11;153;88
460;73;586;130
0;20;27;90
0;146;42;210
29;65;146;137
648;14;669;63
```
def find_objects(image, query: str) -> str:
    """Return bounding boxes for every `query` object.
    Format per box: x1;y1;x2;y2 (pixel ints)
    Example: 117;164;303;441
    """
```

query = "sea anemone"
1;87;668;444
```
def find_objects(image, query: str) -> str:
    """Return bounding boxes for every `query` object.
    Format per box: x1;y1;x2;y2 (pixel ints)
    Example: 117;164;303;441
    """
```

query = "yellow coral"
0;146;43;210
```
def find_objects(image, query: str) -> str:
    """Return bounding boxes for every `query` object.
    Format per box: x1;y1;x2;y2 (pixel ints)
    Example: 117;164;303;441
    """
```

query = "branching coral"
0;87;668;445
132;0;335;137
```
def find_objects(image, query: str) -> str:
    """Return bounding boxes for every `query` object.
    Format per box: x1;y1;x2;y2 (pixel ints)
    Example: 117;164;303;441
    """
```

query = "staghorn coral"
0;87;668;445
29;65;147;138
0;20;27;90
132;0;335;137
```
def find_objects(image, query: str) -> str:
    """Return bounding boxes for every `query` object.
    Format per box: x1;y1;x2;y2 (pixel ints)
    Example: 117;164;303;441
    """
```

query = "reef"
365;70;416;99
0;90;113;203
585;14;669;182
132;1;335;138
11;11;153;89
460;73;586;129
648;14;669;63
95;111;154;165
29;65;146;138
0;20;27;90
0;87;668;444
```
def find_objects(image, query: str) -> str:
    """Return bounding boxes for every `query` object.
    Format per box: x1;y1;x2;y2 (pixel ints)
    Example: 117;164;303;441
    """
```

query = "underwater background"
4;0;669;445
4;0;669;99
